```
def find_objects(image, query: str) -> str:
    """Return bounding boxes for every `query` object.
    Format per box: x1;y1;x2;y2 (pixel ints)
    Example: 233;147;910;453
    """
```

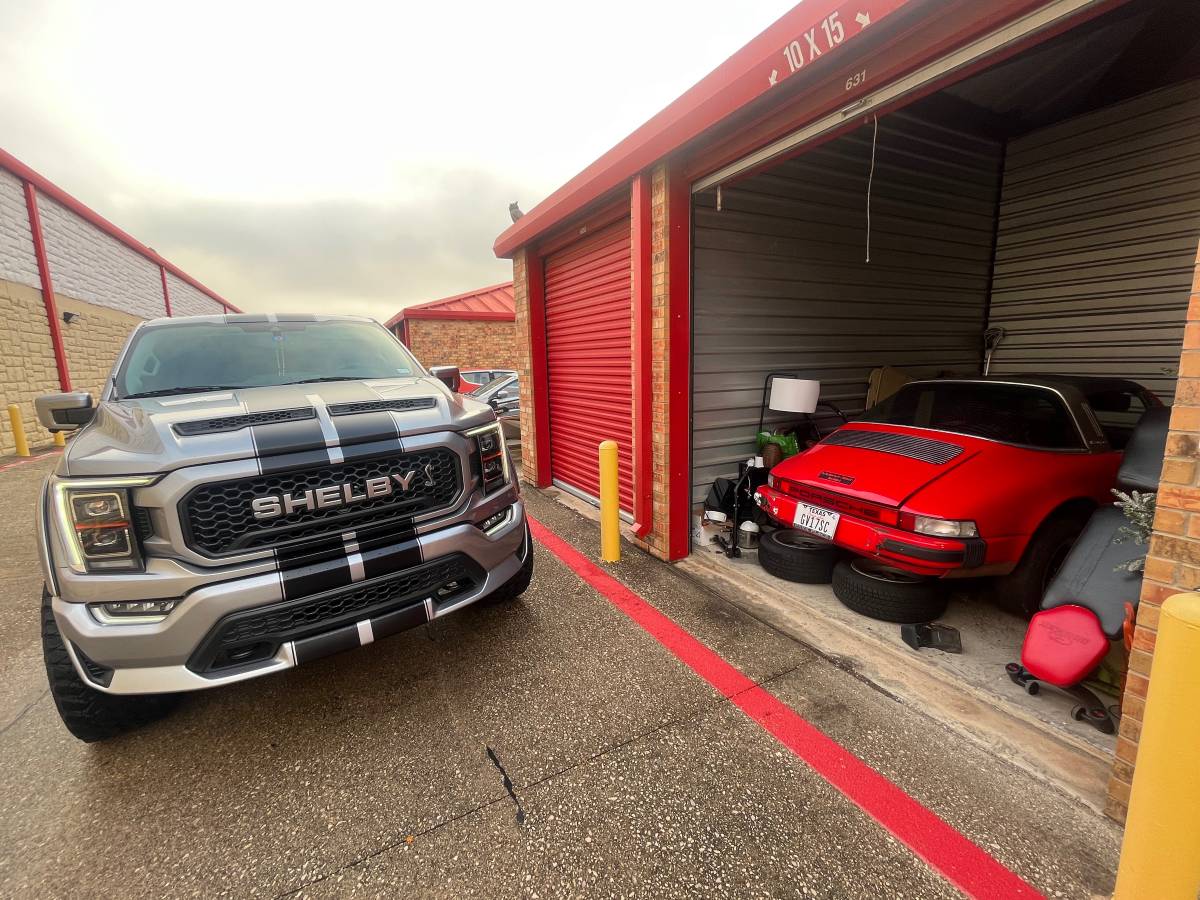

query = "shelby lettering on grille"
183;448;460;556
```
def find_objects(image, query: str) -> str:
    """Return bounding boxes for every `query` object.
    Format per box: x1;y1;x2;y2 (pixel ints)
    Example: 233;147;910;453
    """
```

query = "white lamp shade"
768;377;819;414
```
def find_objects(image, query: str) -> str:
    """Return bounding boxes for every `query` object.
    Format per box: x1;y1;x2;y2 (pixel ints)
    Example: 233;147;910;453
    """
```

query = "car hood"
61;378;495;478
773;424;992;509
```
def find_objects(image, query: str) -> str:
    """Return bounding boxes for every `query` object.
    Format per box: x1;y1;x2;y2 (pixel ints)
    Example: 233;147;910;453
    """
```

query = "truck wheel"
831;558;948;623
993;511;1089;618
758;530;838;584
41;588;178;742
481;524;534;605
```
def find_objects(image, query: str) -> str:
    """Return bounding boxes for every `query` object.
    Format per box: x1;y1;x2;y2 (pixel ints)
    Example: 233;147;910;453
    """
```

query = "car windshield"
859;382;1084;450
116;319;420;398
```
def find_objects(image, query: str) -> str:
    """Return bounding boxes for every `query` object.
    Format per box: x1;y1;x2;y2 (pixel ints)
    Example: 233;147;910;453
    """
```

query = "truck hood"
61;377;495;477
774;424;989;509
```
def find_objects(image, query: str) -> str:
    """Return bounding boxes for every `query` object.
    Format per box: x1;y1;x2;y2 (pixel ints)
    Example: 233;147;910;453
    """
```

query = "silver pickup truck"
34;314;531;741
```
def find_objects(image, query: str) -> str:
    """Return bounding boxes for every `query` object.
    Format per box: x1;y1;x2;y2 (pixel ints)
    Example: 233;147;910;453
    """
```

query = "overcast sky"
1;1;793;319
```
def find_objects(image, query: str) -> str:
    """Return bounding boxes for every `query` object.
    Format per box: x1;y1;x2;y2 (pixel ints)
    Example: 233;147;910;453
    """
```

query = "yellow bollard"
599;440;620;563
53;430;65;447
7;404;29;457
1113;592;1200;899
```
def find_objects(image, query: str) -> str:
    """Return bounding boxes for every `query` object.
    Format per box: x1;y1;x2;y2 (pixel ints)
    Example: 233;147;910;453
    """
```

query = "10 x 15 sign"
765;0;910;89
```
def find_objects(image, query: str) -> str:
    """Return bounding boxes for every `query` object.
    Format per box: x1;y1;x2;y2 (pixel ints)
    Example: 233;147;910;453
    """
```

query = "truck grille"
189;554;479;672
182;447;462;556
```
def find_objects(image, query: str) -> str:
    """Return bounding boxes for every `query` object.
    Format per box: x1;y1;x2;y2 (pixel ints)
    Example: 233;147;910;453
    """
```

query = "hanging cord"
865;114;878;263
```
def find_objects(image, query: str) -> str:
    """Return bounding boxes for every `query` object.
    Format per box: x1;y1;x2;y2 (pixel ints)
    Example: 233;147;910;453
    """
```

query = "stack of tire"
757;529;947;624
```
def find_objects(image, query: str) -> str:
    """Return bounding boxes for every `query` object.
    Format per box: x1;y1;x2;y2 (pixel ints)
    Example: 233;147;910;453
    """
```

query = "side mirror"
429;365;460;391
494;390;512;401
35;392;95;431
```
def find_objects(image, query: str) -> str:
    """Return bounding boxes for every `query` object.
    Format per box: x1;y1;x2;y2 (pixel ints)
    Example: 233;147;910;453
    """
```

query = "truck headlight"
467;423;510;495
50;476;157;573
912;515;978;539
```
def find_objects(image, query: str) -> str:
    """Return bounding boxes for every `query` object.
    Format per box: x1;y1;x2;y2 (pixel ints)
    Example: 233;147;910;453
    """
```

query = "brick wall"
36;194;166;319
406;318;518;373
1108;242;1200;821
512;250;537;483
166;270;225;317
0;169;38;286
641;164;671;559
0;277;61;453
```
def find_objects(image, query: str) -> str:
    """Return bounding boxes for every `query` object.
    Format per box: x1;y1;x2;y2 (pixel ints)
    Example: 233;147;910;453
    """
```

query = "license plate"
793;502;840;540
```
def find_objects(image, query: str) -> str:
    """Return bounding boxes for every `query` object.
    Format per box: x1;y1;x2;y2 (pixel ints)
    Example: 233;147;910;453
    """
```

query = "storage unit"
496;0;1200;819
544;218;634;511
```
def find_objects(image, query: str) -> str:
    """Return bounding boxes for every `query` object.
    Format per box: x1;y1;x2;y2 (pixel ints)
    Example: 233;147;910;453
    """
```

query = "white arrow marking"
768;68;778;86
856;11;871;27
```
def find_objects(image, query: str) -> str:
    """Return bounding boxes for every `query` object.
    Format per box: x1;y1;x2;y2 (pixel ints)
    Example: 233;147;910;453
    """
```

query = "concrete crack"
486;746;526;826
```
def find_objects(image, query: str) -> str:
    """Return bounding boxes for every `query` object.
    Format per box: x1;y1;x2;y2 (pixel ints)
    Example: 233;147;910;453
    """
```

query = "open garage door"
987;79;1200;402
544;218;634;511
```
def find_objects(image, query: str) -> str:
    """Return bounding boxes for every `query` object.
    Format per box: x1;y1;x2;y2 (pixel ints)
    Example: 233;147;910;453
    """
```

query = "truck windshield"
859;382;1084;450
116;319;421;399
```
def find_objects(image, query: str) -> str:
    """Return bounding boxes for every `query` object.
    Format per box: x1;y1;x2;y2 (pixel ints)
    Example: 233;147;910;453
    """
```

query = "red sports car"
754;376;1160;612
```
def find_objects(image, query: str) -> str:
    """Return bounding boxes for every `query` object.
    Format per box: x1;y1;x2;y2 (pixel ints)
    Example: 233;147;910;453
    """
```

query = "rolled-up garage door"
544;218;633;512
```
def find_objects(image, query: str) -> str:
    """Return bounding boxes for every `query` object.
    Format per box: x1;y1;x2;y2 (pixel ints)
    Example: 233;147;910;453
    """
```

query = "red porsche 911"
754;376;1160;616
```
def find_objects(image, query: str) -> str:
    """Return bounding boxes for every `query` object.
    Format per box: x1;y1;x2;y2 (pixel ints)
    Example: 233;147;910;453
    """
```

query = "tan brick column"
512;249;538;484
1106;243;1200;821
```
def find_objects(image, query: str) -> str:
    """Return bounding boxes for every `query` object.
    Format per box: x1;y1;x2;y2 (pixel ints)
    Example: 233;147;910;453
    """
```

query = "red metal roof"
492;0;917;259
385;281;515;327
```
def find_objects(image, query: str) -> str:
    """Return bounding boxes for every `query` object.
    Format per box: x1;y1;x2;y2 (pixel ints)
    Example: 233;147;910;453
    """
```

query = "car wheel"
757;530;839;584
831;558;949;624
993;511;1090;618
41;588;178;742
480;524;534;605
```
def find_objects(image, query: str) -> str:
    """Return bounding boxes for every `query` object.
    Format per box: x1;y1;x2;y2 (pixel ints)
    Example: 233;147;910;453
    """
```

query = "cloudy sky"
1;1;792;319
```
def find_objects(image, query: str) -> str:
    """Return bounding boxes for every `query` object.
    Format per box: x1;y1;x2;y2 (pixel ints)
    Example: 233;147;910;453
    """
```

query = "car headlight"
50;476;157;573
466;422;510;495
912;515;978;539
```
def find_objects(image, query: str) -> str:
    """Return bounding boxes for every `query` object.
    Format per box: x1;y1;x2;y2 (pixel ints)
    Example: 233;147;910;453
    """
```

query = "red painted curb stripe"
527;514;1044;900
0;450;61;472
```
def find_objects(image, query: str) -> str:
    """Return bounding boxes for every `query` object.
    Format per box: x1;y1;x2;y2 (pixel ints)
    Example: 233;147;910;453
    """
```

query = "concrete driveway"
0;453;1120;898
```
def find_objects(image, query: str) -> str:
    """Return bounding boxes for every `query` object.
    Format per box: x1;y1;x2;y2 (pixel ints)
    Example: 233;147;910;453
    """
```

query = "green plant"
1112;489;1156;574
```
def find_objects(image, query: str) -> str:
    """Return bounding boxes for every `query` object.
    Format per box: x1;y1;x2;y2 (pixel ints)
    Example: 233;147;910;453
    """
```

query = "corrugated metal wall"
691;111;1003;502
987;79;1200;402
544;218;635;511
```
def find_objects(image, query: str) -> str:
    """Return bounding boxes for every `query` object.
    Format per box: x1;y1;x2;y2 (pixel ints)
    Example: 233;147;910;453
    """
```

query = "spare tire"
758;530;838;584
831;557;948;623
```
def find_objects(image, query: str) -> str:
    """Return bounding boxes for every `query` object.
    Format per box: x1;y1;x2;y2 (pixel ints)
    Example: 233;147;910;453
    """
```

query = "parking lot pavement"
0;455;1121;898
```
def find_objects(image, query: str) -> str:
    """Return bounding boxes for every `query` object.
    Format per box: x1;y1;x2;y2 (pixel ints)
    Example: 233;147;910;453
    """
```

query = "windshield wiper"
122;385;249;399
282;376;370;385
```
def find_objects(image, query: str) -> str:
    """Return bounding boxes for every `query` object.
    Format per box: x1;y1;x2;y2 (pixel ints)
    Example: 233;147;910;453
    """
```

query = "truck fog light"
92;599;179;622
478;506;512;533
912;516;978;538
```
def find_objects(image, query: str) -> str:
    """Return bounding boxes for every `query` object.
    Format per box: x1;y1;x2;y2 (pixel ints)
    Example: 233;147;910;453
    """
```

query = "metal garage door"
690;110;1003;502
544;218;634;511
987;79;1200;402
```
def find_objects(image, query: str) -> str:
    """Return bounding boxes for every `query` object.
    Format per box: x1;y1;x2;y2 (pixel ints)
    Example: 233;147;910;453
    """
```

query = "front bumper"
53;499;528;695
755;486;984;577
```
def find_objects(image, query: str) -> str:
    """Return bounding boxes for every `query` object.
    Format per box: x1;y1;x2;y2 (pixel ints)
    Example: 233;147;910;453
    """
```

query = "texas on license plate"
793;502;840;539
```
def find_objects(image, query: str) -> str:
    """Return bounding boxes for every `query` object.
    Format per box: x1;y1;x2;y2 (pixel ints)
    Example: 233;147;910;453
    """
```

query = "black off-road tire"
758;530;839;584
831;558;948;624
993;511;1090;618
41;588;178;742
480;523;534;605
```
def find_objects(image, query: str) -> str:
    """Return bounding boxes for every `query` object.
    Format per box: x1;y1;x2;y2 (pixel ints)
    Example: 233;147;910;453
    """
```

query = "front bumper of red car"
754;485;986;578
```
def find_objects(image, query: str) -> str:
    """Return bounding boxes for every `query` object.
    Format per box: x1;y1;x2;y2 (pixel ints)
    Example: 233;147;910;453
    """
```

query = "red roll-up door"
544;218;633;512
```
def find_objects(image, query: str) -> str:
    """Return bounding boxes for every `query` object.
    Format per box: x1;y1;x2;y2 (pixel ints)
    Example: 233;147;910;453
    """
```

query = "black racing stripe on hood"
331;411;400;449
250;418;331;472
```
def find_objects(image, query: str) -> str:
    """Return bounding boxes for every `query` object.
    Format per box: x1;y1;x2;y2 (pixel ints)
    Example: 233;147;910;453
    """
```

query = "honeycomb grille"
327;398;436;416
182;447;461;555
174;407;314;436
216;555;471;647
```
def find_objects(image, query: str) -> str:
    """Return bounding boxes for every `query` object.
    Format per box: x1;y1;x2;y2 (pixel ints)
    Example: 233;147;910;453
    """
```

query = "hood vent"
822;429;964;465
327;398;437;416
174;407;315;436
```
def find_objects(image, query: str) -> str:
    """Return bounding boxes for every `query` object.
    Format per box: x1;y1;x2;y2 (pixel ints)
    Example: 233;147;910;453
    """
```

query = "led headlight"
50;476;157;573
912;516;978;539
91;599;179;623
467;423;510;495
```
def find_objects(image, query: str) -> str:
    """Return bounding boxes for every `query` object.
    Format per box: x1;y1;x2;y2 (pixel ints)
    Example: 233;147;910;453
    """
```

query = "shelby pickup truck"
34;314;530;741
